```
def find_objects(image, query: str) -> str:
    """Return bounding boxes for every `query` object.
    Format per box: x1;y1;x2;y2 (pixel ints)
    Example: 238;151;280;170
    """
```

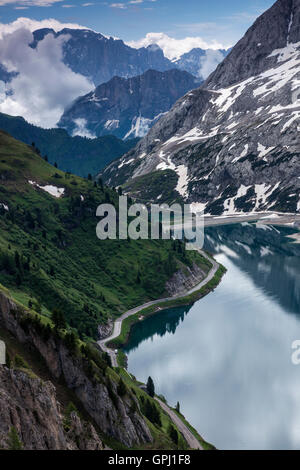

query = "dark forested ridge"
0;112;138;177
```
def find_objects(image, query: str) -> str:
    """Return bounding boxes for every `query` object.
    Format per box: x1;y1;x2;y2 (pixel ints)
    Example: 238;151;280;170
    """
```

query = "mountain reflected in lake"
205;224;300;315
124;224;300;450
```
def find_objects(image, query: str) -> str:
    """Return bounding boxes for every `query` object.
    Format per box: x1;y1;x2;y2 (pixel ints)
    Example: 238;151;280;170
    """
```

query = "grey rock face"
0;366;104;450
58;69;200;139
30;28;227;88
98;320;114;340
206;0;299;88
0;291;152;448
101;0;300;216
165;262;207;296
32;28;174;87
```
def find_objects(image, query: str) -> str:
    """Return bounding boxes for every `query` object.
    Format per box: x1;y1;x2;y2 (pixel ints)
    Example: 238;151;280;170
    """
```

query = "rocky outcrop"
58;69;200;140
165;262;208;296
0;366;103;450
0;291;152;448
98;320;114;340
101;0;300;215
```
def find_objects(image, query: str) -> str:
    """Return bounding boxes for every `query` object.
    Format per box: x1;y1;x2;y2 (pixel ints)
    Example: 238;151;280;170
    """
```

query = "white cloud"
199;49;226;79
0;28;93;128
0;17;91;39
127;32;228;61
71;118;96;139
110;3;126;8
0;0;63;6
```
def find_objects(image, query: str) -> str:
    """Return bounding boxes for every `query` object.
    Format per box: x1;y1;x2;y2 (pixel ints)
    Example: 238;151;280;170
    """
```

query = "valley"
0;0;299;455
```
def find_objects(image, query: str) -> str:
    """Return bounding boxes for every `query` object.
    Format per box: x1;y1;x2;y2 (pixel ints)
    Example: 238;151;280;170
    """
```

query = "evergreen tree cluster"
140;396;161;427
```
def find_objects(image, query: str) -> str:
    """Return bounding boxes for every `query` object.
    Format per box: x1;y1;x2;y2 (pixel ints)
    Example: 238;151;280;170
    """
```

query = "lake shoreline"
108;263;226;351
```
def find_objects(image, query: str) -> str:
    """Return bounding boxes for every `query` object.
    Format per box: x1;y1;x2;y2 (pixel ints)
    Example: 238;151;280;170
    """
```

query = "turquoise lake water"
124;223;300;450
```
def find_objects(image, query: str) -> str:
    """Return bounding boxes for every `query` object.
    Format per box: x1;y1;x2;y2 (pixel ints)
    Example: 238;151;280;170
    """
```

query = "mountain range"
31;28;228;86
101;0;300;216
58;69;201;140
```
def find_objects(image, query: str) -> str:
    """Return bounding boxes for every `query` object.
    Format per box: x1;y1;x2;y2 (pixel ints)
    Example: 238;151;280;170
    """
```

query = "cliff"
0;290;152;448
0;366;103;450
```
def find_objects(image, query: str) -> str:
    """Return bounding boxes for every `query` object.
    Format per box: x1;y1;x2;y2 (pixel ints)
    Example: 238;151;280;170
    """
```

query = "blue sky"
0;0;275;46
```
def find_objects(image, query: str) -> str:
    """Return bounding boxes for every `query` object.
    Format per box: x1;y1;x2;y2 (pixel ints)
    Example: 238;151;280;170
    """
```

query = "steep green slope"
0;131;209;341
0;112;138;177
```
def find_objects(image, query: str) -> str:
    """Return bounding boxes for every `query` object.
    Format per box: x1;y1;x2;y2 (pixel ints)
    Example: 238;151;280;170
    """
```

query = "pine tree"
14;251;21;270
117;378;127;397
143;399;161;427
151;403;162;427
176;401;180;413
168;424;178;445
52;309;67;330
64;331;77;352
146;376;155;397
7;426;23;450
23;256;30;272
15;273;22;287
103;352;112;368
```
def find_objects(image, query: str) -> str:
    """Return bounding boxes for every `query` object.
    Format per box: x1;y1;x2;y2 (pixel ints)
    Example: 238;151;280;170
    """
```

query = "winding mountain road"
98;250;219;450
98;250;219;368
155;397;203;450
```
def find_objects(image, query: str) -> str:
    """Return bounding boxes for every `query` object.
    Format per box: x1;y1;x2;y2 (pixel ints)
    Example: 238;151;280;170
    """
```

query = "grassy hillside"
0;112;138;177
0;130;209;341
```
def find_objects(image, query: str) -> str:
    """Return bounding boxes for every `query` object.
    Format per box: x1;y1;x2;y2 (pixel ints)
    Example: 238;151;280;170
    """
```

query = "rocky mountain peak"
58;69;200;140
101;0;300;216
206;0;300;88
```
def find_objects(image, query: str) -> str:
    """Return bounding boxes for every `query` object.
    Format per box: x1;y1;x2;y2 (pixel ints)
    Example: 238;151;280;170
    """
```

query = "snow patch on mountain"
223;185;251;215
104;120;120;131
0;203;8;211
257;143;275;160
29;181;65;198
175;165;189;198
124;116;153;139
